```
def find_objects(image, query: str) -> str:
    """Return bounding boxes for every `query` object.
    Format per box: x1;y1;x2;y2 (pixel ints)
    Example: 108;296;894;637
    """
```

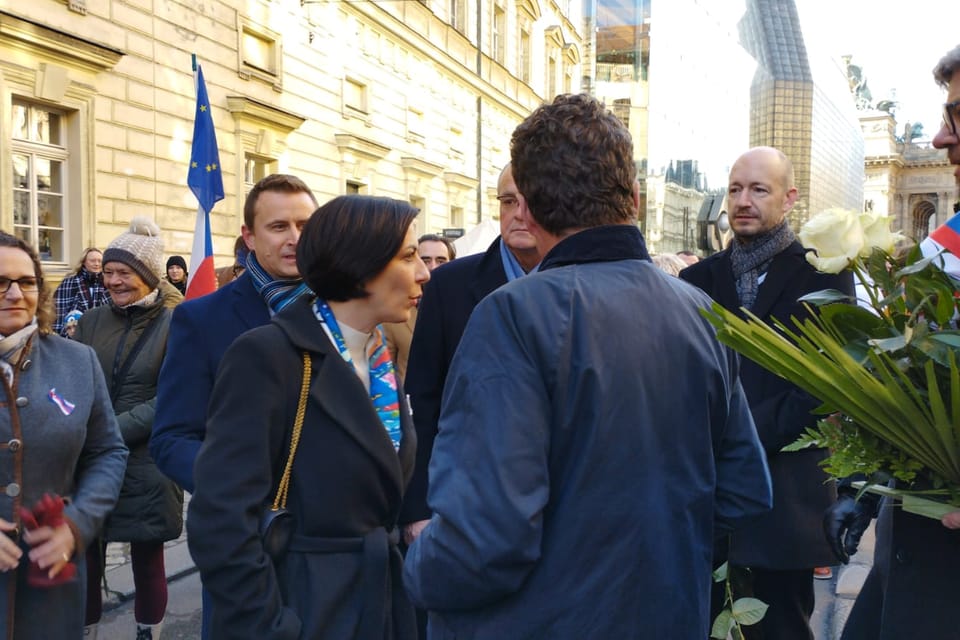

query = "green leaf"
711;609;734;639
732;597;769;626
712;561;728;583
896;253;938;276
868;335;907;352
798;289;855;306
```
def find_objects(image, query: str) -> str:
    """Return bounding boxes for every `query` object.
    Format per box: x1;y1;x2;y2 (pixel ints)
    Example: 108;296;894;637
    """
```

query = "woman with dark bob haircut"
188;195;429;639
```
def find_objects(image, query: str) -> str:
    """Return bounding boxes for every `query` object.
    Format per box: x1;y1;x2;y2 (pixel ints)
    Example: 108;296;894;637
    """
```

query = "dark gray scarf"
729;220;796;309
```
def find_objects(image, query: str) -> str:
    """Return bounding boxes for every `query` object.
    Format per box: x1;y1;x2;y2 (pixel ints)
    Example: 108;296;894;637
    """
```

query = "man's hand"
823;494;877;564
942;510;960;530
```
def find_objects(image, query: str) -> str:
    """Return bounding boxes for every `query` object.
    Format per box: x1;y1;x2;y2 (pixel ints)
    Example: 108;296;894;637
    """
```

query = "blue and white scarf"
246;252;311;314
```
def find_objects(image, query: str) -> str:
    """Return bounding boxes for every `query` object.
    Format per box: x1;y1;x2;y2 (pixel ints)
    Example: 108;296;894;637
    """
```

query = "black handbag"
259;351;311;562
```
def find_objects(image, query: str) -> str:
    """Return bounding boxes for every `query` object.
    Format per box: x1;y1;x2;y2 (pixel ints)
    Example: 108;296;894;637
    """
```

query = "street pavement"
95;495;876;639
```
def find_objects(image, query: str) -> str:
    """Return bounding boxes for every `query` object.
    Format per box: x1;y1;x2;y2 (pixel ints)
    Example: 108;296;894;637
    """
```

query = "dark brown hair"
243;174;318;230
511;93;636;236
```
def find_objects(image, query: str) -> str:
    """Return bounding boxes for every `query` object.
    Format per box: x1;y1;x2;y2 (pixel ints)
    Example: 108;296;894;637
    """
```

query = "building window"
547;55;557;98
612;98;631;128
11;101;68;262
519;27;531;84
407;106;426;143
238;17;282;90
450;205;464;227
343;77;369;118
243;154;274;194
493;5;506;64
346;180;365;195
450;0;466;33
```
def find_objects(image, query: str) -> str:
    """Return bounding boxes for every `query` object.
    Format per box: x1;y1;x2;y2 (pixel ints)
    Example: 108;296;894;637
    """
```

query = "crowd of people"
0;44;959;640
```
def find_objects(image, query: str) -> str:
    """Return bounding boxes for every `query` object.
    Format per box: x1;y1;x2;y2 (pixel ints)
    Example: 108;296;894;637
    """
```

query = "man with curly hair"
403;94;772;638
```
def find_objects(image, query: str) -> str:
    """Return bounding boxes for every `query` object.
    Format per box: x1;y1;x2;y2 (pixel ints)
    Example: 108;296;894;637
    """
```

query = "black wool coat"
188;296;417;640
681;240;854;569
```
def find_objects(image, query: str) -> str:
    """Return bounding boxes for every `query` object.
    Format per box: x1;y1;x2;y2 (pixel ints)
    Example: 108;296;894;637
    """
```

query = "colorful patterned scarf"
246;252;311;314
313;299;401;450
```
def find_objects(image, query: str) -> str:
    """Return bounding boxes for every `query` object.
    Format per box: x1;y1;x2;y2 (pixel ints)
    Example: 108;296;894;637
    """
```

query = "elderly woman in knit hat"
74;218;183;640
165;256;188;296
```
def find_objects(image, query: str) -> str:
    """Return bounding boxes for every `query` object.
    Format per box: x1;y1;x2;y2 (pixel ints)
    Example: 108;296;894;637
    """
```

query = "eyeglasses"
944;100;960;138
0;277;40;294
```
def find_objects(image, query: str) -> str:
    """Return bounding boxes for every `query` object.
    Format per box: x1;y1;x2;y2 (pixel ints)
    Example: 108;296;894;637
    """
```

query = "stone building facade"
861;112;954;241
0;0;582;277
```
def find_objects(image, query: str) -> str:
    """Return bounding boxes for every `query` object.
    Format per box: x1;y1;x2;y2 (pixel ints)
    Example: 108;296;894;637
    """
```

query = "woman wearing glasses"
0;232;127;638
188;195;429;639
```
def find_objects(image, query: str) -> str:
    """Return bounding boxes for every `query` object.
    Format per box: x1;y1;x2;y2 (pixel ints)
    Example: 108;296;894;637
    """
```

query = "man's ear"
240;226;256;253
783;186;799;213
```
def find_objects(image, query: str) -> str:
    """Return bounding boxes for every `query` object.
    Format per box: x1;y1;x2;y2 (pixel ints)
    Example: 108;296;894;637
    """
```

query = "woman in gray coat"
0;233;127;639
75;218;183;640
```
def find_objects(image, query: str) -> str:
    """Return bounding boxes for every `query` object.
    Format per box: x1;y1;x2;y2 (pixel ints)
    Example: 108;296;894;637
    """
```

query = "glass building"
587;0;864;254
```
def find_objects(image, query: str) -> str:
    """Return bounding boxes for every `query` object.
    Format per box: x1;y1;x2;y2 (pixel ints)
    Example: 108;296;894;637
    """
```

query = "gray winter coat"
75;290;182;543
0;333;128;639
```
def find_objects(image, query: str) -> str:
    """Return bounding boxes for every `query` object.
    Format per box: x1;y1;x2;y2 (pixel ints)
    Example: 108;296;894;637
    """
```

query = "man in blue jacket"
403;94;773;639
150;173;316;637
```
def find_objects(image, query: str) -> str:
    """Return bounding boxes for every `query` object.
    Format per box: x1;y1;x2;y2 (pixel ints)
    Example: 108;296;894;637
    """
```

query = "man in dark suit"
681;146;854;640
399;162;541;541
150;173;317;638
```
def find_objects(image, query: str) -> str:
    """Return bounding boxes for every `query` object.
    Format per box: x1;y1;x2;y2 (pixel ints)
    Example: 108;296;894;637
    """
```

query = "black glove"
823;491;880;564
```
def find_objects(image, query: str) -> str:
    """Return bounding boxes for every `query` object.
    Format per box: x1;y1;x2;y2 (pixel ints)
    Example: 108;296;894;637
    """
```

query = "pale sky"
798;0;956;140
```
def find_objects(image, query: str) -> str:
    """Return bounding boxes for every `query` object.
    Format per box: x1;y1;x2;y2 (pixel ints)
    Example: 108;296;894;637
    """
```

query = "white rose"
858;210;899;256
798;208;864;274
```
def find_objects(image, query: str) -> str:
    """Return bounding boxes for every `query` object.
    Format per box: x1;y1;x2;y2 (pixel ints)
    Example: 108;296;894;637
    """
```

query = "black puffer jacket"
74;286;183;542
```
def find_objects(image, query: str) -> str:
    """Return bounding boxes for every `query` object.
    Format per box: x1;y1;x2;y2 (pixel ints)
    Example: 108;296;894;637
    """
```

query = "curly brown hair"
0;232;53;335
510;93;637;236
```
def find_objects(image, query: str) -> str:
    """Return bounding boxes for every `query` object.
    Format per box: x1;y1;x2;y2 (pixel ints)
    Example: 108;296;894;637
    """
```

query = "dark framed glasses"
944;100;960;137
0;277;40;294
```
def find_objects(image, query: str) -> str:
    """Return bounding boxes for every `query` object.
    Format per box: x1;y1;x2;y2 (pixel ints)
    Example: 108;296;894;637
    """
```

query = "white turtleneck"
321;320;374;392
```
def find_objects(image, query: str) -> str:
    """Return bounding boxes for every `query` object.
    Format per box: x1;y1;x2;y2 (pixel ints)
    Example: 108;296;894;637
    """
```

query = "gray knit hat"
102;217;164;289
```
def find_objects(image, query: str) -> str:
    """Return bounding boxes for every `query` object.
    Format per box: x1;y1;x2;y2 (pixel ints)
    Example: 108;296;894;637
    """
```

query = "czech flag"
185;60;224;300
922;206;960;280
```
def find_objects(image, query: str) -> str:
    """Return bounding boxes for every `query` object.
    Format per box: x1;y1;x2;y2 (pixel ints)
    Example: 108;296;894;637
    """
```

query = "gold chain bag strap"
260;351;312;561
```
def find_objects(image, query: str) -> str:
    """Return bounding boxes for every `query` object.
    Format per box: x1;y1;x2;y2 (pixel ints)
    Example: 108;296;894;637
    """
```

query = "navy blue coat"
399;238;508;524
404;225;772;639
681;240;855;569
151;272;270;492
188;297;417;639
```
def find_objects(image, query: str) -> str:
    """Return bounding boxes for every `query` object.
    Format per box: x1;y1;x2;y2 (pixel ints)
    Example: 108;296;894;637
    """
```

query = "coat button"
5;483;19;497
895;548;911;564
14;397;27;408
7;439;20;452
19;359;31;371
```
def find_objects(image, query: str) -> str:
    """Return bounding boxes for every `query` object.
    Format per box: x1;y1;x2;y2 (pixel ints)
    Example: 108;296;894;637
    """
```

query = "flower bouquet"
701;208;960;515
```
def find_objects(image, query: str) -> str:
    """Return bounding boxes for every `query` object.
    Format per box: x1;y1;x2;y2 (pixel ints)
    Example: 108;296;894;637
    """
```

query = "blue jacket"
151;272;270;492
404;225;772;639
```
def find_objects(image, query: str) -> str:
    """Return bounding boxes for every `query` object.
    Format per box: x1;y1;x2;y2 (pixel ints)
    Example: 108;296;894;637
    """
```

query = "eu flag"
185;63;222;299
187;65;224;214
